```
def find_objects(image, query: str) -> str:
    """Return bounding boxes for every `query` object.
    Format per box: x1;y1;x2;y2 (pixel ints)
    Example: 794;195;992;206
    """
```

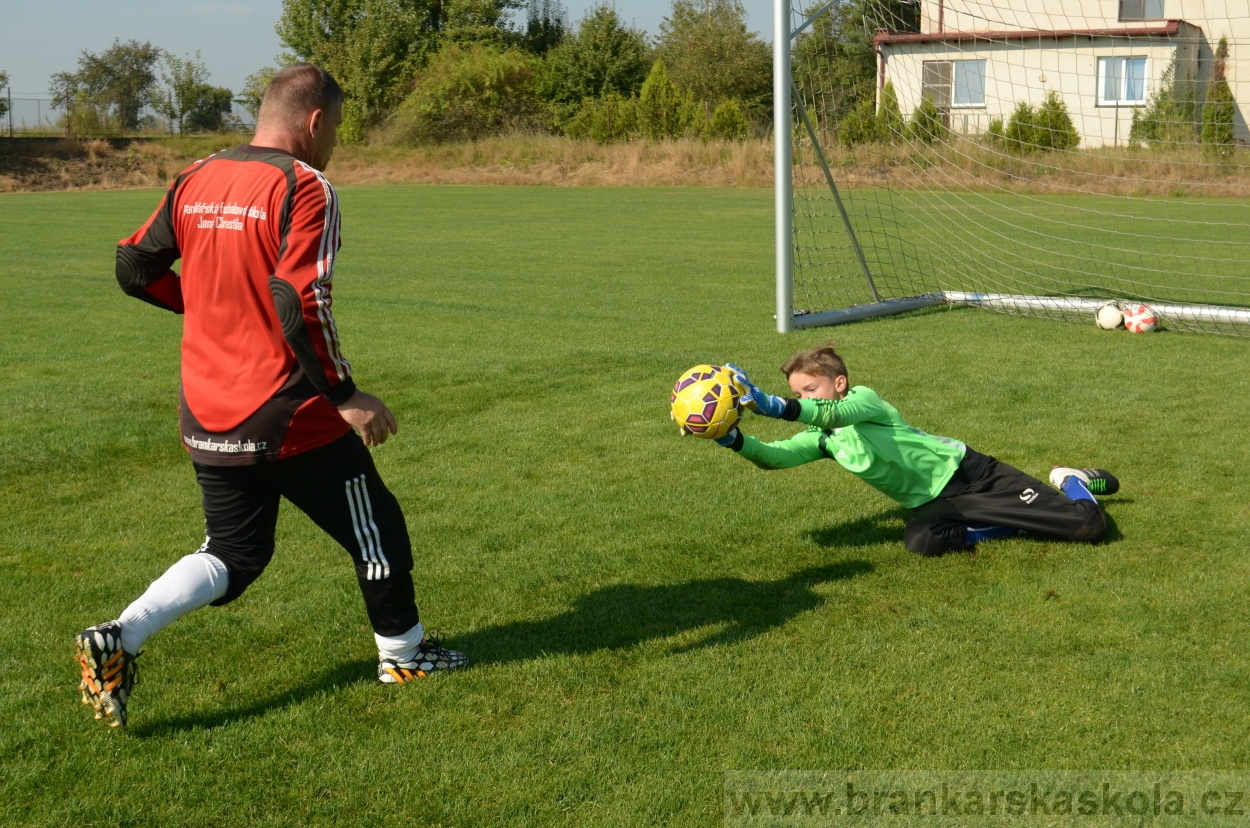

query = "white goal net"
780;0;1250;335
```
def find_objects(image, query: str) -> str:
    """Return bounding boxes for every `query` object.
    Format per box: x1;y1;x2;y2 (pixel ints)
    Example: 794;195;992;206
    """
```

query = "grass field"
3;184;1250;827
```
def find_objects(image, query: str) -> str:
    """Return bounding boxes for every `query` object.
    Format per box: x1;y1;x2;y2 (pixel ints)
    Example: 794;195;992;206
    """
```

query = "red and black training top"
117;145;355;465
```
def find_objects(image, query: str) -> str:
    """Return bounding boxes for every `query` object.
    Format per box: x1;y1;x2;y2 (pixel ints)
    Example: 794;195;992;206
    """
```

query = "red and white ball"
1122;303;1159;333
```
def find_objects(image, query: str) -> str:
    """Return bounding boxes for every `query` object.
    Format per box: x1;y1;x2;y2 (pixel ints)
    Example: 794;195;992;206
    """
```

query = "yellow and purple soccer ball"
670;365;744;440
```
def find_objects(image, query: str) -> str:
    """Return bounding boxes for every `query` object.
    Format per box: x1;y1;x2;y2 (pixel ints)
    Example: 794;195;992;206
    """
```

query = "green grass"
2;185;1249;827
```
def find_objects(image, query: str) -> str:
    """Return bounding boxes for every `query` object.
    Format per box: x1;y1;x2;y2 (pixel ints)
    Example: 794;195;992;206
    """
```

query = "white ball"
1123;303;1159;333
1095;302;1124;330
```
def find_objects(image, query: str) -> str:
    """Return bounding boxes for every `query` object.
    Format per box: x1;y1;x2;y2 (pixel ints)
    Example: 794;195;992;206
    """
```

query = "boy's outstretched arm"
710;425;825;470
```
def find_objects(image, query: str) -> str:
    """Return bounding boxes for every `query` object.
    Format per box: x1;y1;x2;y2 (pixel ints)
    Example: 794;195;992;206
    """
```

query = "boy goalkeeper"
713;344;1117;556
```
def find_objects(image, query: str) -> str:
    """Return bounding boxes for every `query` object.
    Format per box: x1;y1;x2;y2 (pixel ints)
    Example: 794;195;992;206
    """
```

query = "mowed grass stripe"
1;185;1248;827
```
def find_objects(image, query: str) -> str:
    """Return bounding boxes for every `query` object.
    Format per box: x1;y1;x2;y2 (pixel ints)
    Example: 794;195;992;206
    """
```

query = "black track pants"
194;432;419;636
904;457;1106;557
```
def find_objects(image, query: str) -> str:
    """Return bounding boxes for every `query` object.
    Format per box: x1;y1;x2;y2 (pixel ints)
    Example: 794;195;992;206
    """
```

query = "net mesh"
790;0;1250;334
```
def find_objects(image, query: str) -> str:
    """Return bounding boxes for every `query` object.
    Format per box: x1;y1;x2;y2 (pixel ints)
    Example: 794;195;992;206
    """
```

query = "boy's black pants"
904;452;1106;557
193;432;419;636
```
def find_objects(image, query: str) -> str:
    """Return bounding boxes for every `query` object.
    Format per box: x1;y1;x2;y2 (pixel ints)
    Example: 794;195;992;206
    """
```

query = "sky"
1;1;777;101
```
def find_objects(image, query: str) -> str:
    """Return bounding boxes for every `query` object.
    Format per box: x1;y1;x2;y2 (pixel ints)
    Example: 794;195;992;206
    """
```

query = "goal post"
775;0;1250;336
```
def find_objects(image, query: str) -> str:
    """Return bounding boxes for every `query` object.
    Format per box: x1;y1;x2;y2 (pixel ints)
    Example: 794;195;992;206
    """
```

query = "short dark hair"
781;342;848;381
257;63;344;131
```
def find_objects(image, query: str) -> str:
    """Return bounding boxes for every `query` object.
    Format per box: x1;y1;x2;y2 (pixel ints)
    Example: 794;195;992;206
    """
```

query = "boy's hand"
713;427;741;448
726;363;787;419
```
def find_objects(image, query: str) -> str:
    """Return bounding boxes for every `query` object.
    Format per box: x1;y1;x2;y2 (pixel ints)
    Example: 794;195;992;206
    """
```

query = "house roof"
874;20;1183;47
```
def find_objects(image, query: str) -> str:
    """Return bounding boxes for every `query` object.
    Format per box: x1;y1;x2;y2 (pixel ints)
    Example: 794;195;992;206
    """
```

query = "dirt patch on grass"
3;134;1248;197
0;139;202;192
0;134;775;192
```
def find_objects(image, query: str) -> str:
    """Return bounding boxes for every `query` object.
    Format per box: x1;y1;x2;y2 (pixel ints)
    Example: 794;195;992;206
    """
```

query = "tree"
159;52;233;133
392;42;544;142
0;71;9;121
441;0;519;45
238;67;279;122
1202;38;1235;157
522;0;567;55
792;0;919;125
276;0;442;141
541;4;650;118
51;39;162;131
655;0;770;119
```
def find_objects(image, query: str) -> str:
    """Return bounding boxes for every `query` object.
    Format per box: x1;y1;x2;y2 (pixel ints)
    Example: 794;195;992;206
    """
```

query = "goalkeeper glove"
725;363;787;419
713;427;741;448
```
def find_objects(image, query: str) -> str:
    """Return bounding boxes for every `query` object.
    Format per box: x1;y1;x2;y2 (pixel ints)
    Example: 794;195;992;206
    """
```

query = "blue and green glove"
725;363;788;419
713;427;741;448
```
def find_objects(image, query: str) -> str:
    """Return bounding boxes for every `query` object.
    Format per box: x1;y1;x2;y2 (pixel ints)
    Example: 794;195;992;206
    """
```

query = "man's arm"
116;185;184;313
269;164;357;406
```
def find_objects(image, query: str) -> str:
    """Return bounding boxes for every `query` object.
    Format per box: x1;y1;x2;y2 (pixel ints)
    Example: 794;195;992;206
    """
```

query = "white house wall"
891;1;1247;142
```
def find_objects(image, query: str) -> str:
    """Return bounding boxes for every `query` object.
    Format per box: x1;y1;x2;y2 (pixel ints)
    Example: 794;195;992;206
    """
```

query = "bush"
877;81;905;143
1033;91;1079;151
1002;101;1037;151
392;44;545;144
999;92;1078;154
1130;55;1197;149
707;98;749;140
838;97;878;148
985;116;1005;147
637;60;696;140
908;94;946;144
563;93;639;143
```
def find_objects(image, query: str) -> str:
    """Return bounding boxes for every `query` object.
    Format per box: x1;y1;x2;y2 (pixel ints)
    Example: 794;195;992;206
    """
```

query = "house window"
1119;0;1165;20
953;60;987;106
923;60;986;108
1098;56;1147;104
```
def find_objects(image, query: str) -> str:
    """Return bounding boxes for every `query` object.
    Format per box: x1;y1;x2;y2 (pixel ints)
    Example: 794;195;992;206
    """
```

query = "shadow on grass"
131;657;377;738
805;504;1125;547
133;562;871;734
805;508;911;549
453;560;873;667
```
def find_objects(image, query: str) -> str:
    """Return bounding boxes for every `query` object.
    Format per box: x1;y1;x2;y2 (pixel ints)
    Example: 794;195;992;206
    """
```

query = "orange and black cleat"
75;621;138;728
378;635;468;684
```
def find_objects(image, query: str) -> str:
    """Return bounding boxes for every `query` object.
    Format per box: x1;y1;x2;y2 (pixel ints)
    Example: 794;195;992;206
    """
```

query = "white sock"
118;552;230;654
375;622;425;663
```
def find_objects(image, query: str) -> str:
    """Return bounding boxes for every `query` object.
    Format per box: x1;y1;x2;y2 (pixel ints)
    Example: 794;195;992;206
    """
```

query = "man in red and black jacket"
74;64;466;729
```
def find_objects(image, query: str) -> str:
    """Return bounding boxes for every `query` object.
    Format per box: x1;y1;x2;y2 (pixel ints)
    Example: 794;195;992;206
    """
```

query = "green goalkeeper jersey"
736;386;966;508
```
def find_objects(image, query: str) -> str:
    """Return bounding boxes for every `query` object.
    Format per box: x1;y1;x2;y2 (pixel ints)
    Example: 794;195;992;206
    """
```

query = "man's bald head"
256;64;344;132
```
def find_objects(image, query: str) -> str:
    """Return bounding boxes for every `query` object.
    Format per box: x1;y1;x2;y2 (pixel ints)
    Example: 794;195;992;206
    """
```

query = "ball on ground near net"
1123;303;1159;333
1095;302;1124;330
670;365;744;440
